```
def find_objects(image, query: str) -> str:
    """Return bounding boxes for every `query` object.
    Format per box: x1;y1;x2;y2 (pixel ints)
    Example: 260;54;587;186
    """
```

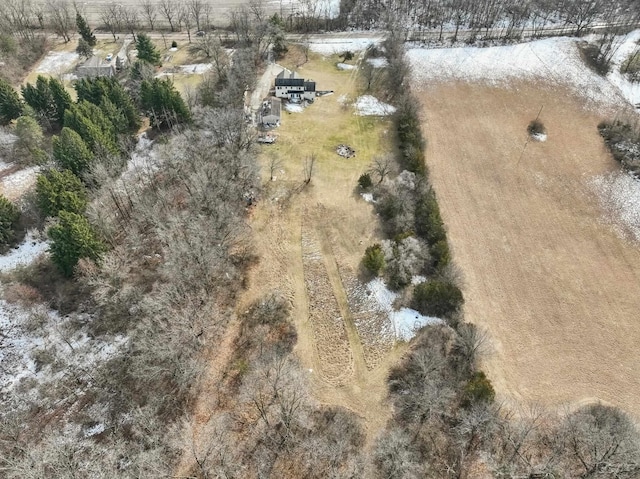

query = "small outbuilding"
258;97;281;129
77;56;116;78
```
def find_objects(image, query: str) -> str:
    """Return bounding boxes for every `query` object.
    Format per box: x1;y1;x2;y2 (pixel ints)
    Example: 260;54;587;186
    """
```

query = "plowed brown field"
417;81;640;416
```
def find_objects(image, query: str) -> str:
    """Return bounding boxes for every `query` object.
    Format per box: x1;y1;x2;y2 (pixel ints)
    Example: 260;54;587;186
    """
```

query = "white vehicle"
106;54;113;62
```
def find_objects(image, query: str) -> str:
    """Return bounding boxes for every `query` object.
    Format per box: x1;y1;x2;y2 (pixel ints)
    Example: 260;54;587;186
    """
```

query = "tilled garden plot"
301;228;354;385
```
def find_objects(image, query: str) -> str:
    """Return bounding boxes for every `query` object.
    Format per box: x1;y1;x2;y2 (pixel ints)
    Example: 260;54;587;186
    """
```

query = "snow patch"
354;95;396;116
407;37;626;108
367;57;388;68
361;192;375;203
366;278;443;340
284;103;304;113
83;423;106;438
0;230;49;272
532;132;547;142
1;165;41;200
309;38;382;56
179;63;212;74
607;30;640;107
392;308;442;341
35;51;79;74
590;171;640;242
337;62;356;70
0;300;127;395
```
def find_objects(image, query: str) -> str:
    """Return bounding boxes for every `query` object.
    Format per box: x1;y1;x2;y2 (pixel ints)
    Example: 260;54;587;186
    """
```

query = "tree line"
344;0;640;39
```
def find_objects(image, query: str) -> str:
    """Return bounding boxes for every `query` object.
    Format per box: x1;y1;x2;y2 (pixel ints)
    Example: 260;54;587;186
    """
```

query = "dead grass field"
238;50;406;438
417;81;640;417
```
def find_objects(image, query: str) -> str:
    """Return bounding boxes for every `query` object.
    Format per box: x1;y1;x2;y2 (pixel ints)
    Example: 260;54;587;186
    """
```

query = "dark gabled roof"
304;81;316;92
275;77;305;87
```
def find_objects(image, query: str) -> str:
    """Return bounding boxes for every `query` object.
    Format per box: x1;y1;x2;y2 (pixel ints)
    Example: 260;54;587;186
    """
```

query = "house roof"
261;97;281;120
268;97;281;117
79;55;105;68
276;68;308;87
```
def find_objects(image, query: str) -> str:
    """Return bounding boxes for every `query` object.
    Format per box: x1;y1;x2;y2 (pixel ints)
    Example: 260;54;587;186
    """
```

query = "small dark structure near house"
275;69;317;103
77;56;116;78
259;97;281;129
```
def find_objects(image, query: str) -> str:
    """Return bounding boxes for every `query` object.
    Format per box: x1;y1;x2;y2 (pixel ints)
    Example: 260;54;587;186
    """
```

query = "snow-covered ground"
367;57;388;68
354;95;396;116
0;165;41;201
367;278;443;341
284;103;304;113
606;29;640;107
407;37;626;108
337;62;356;70
0;230;49;271
309;38;382;56
35;51;80;75
178;63;213;74
0;227;127;399
0;300;126;395
591;171;640;242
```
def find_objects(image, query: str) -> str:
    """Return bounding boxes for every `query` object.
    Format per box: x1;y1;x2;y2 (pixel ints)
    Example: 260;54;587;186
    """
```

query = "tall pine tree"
52;127;94;175
76;13;96;47
22;76;71;130
48;211;106;277
36;169;88;217
140;78;191;129
64;101;119;156
75;77;141;131
0;78;23;125
136;33;161;66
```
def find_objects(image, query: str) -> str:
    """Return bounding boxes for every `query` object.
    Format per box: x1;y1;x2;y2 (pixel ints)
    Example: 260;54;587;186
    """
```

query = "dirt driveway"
417;81;640;416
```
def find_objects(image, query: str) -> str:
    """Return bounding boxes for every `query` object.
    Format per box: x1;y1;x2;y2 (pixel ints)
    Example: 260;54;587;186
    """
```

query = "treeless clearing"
417;81;640;416
243;50;405;439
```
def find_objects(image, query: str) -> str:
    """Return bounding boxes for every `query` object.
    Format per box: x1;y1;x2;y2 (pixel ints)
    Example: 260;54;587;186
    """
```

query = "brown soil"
416;81;640;417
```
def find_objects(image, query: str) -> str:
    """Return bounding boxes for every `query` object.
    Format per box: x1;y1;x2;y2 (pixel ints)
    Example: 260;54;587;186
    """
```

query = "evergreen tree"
0;78;23;125
136;33;161;66
52;127;94;175
64;101;119;155
412;280;464;319
49;77;73;126
75;77;141;131
76;13;96;46
48;210;106;277
22;76;55;128
22;76;71;129
14;116;46;163
140;78;191;128
36;169;88;217
0;195;20;247
76;38;93;58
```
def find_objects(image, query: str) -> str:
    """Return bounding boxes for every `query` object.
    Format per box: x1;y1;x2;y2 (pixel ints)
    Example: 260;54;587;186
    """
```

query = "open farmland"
32;0;337;28
410;36;640;416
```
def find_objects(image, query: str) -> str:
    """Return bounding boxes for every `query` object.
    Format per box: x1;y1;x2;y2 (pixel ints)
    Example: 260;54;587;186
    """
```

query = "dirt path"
174;319;241;477
416;81;640;417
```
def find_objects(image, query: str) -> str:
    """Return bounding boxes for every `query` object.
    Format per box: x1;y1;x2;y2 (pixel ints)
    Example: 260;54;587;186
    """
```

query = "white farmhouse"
274;69;316;103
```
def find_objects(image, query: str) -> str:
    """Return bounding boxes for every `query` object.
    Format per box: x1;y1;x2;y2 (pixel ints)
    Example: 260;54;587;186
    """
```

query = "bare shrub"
561;404;640;478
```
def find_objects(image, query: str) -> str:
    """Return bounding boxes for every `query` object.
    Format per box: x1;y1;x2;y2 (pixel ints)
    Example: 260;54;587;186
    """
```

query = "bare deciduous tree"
47;0;74;42
101;2;123;42
139;0;157;30
159;0;179;32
